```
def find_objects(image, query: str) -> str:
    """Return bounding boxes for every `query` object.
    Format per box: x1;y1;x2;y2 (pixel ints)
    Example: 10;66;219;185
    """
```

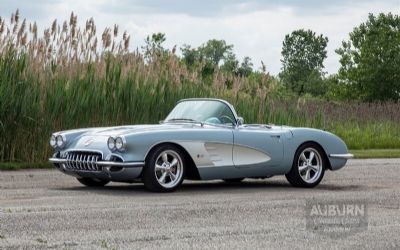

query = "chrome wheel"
298;147;323;184
154;150;183;189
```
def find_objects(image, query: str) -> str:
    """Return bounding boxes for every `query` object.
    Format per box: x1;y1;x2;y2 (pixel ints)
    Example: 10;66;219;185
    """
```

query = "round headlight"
50;135;57;148
115;137;126;151
56;135;65;148
107;137;116;151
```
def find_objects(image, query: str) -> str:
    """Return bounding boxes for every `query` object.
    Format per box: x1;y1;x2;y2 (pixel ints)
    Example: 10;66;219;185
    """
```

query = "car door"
177;125;234;168
232;126;284;168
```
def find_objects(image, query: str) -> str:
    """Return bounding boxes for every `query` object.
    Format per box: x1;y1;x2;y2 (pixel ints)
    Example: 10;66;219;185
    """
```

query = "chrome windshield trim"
162;120;235;129
162;120;205;126
329;153;354;159
176;98;239;125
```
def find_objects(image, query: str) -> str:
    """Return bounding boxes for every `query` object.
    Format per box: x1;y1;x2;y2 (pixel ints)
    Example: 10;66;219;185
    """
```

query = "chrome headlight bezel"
107;137;116;151
50;135;57;148
55;134;66;149
115;136;126;152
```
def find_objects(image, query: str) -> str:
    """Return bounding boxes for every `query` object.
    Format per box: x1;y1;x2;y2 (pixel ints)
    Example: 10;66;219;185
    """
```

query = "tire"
223;178;244;183
143;145;186;192
77;177;109;187
285;142;326;188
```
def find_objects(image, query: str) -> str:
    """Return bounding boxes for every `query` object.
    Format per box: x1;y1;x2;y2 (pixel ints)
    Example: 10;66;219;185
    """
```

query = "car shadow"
51;179;365;196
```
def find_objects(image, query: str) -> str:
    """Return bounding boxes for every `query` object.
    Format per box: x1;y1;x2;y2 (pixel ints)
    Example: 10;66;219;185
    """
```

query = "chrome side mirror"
237;117;244;126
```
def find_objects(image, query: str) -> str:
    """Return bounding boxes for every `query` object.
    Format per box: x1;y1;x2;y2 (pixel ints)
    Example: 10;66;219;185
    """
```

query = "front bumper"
49;158;144;167
329;153;354;159
49;157;144;182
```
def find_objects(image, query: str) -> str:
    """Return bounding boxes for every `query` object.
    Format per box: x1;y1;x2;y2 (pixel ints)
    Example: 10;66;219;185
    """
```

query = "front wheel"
285;143;326;188
77;177;109;187
143;145;186;192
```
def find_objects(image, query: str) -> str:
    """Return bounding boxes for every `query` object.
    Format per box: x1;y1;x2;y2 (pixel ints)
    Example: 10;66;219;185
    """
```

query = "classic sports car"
49;98;353;192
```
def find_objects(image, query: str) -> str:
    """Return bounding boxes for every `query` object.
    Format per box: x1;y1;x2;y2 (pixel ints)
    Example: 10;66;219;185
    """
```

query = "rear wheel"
143;145;186;192
77;177;109;187
285;143;325;188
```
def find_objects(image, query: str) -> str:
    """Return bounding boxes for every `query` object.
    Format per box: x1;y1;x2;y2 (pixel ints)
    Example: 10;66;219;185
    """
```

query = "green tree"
220;52;239;73
198;39;234;66
180;44;200;67
237;56;253;77
280;29;328;95
180;39;236;78
180;39;254;79
336;13;400;101
142;32;168;60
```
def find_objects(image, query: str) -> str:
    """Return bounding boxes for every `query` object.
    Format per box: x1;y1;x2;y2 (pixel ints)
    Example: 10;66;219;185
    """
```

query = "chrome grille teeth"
74;154;78;170
86;155;90;170
74;153;78;169
66;154;70;169
79;155;83;170
63;151;102;172
67;153;71;169
71;153;75;169
82;155;87;170
95;156;99;171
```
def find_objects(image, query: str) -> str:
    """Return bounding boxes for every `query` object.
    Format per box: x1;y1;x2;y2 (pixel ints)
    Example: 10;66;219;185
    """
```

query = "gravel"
0;158;399;249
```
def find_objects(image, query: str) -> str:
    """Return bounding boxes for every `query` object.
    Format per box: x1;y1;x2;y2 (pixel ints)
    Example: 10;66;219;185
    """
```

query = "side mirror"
237;117;244;126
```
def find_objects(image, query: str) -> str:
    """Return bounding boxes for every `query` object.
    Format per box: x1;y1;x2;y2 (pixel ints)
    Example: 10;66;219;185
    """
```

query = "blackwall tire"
143;145;186;192
285;143;326;188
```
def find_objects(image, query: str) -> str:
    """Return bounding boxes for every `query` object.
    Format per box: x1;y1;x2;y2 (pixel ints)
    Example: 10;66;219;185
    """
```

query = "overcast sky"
1;0;399;74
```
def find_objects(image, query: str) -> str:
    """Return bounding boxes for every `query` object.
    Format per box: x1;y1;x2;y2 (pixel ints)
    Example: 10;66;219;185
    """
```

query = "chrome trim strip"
329;153;354;159
49;158;144;168
96;161;144;167
49;158;67;163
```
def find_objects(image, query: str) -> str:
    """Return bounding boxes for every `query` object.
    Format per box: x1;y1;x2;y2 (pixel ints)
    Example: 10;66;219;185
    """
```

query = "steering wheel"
219;115;235;125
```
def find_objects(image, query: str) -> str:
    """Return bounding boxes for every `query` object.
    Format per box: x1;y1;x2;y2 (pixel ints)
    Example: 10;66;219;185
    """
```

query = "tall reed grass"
1;10;399;163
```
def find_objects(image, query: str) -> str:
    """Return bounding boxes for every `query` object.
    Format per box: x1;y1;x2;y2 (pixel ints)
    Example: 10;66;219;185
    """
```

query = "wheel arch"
294;141;332;170
144;142;201;180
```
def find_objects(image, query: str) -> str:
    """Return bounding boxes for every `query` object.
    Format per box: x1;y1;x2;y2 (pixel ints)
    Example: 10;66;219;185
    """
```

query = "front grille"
63;151;103;172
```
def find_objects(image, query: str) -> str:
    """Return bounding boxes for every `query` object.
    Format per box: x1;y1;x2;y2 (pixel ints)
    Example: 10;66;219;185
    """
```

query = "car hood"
70;123;202;137
61;123;297;138
57;123;200;151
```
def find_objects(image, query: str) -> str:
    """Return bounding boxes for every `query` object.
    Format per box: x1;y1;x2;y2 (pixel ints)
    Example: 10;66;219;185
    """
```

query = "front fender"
283;128;350;173
318;131;350;170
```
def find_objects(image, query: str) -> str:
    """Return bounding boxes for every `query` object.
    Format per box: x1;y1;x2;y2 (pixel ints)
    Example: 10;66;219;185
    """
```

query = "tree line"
143;13;400;102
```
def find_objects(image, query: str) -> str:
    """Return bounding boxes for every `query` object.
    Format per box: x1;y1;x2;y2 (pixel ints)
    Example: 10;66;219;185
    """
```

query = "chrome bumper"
49;158;144;168
329;153;354;159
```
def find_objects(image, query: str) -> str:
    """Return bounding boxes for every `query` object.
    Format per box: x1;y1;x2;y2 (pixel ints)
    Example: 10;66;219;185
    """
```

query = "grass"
101;239;109;248
0;10;399;164
350;149;400;159
0;162;52;170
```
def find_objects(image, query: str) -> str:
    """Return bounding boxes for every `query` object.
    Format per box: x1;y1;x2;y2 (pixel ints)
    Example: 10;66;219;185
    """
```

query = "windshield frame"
164;98;239;127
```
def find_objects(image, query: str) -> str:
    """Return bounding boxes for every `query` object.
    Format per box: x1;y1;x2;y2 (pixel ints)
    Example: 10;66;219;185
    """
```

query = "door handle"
270;135;281;138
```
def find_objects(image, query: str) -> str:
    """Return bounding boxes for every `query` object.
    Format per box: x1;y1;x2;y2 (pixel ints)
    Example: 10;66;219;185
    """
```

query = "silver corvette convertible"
49;98;353;192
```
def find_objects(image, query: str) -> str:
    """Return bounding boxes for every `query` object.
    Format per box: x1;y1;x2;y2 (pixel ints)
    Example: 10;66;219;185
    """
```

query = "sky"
1;0;399;75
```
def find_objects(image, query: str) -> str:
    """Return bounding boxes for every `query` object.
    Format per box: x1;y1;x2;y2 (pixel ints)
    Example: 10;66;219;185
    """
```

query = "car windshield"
165;100;236;126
